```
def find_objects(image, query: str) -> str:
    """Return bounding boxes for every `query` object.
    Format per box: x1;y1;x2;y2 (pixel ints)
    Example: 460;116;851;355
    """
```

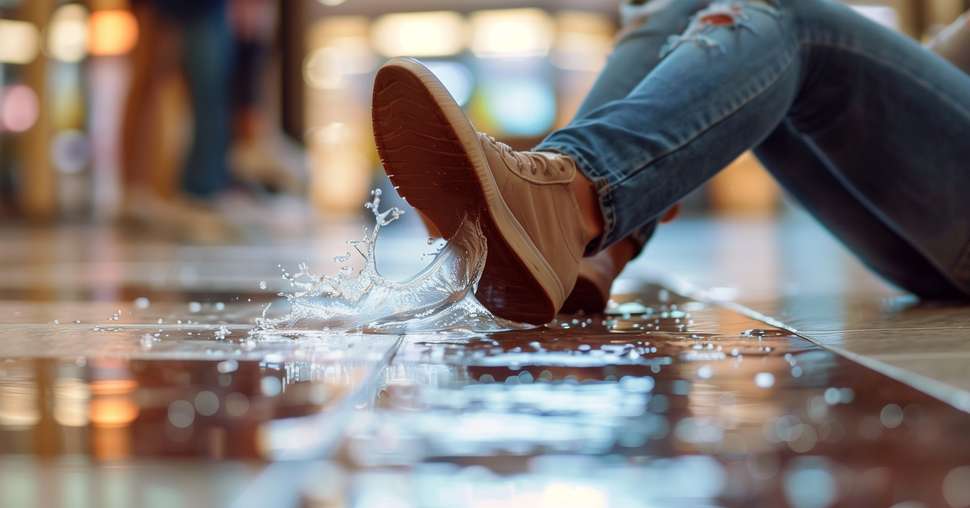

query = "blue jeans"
536;0;970;298
179;1;233;197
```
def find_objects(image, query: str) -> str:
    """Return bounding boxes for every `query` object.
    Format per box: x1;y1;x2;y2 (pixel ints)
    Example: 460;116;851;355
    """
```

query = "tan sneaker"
373;57;592;324
561;250;616;315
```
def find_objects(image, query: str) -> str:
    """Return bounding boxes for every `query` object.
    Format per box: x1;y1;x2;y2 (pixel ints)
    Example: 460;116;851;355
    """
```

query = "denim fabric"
180;3;233;197
536;0;970;297
568;0;715;254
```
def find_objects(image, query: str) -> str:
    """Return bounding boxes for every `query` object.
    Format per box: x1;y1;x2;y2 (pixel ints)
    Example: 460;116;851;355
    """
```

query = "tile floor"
1;211;969;508
618;211;970;412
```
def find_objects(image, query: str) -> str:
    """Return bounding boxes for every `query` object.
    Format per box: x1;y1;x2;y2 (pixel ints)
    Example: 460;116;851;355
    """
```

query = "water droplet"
824;387;841;405
217;360;238;374
134;297;151;310
261;376;283;397
943;466;970;508
188;302;202;313
879;403;904;428
839;388;854;403
194;391;220;416
224;393;250;417
167;400;195;429
783;458;836;508
258;281;268;290
755;372;775;388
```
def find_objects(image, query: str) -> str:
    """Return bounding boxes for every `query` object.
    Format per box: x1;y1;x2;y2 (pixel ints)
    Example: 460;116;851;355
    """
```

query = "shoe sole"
372;58;563;325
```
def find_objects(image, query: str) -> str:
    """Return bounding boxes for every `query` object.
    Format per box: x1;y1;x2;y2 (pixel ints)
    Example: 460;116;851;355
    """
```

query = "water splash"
254;189;526;336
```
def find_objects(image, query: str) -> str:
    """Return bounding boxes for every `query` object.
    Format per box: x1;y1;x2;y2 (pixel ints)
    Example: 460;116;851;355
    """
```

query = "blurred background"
0;0;966;238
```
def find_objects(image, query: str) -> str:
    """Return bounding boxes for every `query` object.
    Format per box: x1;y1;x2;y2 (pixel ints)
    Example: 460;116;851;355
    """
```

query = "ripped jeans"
536;0;970;298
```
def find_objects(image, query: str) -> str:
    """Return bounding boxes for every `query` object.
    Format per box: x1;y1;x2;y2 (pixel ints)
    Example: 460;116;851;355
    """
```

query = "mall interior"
2;0;970;507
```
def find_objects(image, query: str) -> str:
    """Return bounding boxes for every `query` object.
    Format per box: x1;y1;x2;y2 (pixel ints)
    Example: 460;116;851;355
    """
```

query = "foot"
561;251;616;315
372;58;594;324
117;187;240;244
230;133;308;195
561;238;638;315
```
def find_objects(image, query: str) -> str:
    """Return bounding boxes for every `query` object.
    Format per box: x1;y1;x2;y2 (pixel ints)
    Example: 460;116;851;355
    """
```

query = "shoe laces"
484;134;567;176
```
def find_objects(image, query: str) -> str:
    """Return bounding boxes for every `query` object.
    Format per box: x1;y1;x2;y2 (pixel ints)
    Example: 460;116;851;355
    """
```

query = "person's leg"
227;0;307;194
537;0;970;295
756;121;964;298
573;0;711;245
121;2;181;193
576;1;970;303
180;2;234;198
575;0;711;118
373;0;970;323
562;1;712;313
580;1;965;299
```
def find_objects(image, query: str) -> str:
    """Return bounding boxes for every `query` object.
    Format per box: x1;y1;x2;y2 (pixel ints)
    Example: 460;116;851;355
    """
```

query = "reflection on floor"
1;215;969;508
622;211;970;412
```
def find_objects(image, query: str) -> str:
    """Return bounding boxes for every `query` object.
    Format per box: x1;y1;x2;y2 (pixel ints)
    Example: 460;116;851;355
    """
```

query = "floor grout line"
231;334;406;508
657;274;970;414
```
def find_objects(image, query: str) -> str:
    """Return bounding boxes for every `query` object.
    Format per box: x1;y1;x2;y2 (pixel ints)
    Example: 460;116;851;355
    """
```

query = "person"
372;0;970;325
120;0;304;241
119;0;236;240
228;0;307;195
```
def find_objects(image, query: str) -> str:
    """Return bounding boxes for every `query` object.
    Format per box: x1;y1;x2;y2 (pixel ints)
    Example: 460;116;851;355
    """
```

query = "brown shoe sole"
372;58;564;325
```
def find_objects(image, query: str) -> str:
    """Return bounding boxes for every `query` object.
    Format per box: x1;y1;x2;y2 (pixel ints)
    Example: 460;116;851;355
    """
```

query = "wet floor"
2;287;969;507
2;223;970;508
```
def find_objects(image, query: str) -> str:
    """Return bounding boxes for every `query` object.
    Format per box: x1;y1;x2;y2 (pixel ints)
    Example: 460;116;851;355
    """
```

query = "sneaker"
230;133;308;195
561;250;616;315
372;57;593;324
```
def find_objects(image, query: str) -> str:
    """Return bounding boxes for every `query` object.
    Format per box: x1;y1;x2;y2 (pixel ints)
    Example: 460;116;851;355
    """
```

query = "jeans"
179;1;233;197
536;0;970;298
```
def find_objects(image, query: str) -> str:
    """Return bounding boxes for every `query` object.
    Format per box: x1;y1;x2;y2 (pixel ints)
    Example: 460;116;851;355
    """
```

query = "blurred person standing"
229;0;307;195
120;0;234;240
120;0;305;241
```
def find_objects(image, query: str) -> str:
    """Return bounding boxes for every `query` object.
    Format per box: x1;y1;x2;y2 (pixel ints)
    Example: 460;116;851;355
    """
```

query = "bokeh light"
304;16;373;90
0;19;40;64
483;78;556;136
470;9;554;59
47;4;90;63
51;130;90;174
0;85;40;133
372;11;466;58
425;61;475;106
88;9;138;56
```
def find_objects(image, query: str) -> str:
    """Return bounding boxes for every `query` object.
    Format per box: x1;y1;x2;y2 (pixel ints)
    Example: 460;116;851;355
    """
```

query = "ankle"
569;170;605;246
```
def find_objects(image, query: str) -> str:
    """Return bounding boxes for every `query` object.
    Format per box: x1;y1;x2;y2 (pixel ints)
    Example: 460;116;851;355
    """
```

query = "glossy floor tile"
2;217;970;507
314;289;970;507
